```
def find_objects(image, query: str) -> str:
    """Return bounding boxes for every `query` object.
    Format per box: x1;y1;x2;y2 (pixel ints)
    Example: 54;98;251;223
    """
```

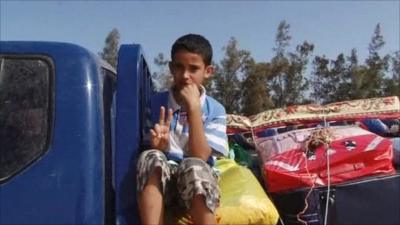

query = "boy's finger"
165;108;173;127
159;106;165;125
154;124;162;137
150;129;157;137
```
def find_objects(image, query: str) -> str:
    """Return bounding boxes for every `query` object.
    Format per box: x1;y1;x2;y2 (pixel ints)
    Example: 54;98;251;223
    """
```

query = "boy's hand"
178;84;201;111
150;106;173;151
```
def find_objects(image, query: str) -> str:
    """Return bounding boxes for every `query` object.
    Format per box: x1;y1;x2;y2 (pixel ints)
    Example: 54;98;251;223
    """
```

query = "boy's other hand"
179;84;201;111
150;106;173;151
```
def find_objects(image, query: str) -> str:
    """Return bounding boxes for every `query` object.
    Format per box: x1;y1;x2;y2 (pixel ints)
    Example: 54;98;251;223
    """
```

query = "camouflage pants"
136;149;220;213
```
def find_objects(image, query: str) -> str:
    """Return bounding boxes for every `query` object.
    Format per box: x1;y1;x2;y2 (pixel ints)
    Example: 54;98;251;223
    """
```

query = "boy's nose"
183;71;191;80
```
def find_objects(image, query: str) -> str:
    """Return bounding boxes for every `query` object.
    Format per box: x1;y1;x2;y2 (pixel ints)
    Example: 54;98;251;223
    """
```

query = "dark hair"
171;34;213;66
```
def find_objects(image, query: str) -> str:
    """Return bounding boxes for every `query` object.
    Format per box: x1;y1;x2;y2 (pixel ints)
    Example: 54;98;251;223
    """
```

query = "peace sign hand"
150;106;173;151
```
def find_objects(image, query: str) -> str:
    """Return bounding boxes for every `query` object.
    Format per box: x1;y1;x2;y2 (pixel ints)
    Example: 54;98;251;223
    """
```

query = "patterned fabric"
177;157;220;212
136;149;171;197
136;149;220;213
227;96;400;133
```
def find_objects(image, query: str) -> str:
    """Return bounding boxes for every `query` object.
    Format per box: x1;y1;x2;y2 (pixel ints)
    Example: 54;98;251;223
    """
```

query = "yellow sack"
215;159;279;225
165;159;279;225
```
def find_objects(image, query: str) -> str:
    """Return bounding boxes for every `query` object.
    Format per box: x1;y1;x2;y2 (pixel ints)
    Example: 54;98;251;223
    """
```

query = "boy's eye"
189;65;199;72
171;63;183;70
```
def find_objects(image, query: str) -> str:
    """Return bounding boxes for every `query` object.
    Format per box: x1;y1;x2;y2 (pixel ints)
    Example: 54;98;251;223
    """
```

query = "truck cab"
0;41;150;224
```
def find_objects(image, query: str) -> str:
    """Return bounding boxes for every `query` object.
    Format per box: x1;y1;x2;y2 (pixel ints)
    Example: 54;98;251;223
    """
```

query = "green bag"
229;142;253;167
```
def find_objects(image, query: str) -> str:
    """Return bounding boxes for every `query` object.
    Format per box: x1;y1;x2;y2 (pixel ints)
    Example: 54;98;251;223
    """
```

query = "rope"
297;119;332;225
324;146;331;225
250;111;333;225
296;152;317;225
322;112;331;225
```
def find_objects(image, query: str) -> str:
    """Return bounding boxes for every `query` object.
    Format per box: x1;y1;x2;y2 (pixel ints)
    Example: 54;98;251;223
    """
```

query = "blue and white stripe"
148;86;228;164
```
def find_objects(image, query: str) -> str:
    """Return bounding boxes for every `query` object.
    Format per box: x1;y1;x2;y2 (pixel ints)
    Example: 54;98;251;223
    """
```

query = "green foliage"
310;55;330;103
362;23;390;98
310;23;394;104
100;28;120;68
285;41;313;104
212;37;250;114
273;20;291;58
269;20;313;107
152;53;172;91
241;60;274;116
311;53;351;104
148;22;398;115
384;51;400;98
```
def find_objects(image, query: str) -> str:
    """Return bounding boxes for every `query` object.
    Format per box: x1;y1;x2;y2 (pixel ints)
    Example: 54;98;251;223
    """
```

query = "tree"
213;37;250;114
384;51;400;98
363;23;390;98
152;53;172;91
270;20;291;107
269;20;313;107
310;55;330;103
100;28;120;68
326;53;348;103
310;24;394;103
285;41;313;105
311;53;355;104
339;49;359;100
241;59;274;116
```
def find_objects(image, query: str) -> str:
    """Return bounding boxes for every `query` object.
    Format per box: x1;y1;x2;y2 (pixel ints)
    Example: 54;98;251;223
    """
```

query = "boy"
136;34;228;225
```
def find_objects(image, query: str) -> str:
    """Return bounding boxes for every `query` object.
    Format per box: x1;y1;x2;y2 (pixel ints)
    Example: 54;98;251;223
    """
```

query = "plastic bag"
215;159;279;225
165;159;279;225
229;142;253;167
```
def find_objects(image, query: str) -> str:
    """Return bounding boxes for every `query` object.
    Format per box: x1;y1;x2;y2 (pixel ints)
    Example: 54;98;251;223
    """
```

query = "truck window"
0;56;53;183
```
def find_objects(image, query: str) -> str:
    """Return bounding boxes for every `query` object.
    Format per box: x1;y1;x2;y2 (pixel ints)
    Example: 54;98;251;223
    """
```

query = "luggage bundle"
166;159;280;225
227;96;400;225
256;125;395;193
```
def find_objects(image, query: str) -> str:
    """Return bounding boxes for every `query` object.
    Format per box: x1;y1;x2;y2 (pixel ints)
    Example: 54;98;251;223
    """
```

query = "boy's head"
171;34;213;66
169;34;214;90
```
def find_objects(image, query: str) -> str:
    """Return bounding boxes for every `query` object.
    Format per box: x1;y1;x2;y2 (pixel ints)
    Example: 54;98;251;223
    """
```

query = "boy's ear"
205;65;215;79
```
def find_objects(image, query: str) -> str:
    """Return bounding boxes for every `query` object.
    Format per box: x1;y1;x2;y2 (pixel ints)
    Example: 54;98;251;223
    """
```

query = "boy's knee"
179;157;212;173
136;149;170;196
178;158;216;184
177;158;219;213
137;149;165;163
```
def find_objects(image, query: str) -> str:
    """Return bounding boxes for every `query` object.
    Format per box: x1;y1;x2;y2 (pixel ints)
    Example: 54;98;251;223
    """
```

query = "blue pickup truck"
1;41;399;225
0;41;151;224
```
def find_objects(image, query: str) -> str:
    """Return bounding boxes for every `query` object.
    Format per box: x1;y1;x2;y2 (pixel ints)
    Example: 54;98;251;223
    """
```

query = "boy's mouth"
172;84;203;94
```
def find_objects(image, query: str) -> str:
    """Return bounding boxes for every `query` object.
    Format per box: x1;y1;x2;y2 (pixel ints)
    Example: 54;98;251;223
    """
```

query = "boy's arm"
179;84;212;161
187;103;212;161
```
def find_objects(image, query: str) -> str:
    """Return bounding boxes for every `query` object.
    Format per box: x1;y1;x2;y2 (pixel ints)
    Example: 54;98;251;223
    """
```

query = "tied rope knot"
305;127;333;155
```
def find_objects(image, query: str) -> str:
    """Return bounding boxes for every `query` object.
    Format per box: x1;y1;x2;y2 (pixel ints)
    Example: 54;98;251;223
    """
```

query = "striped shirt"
147;86;229;165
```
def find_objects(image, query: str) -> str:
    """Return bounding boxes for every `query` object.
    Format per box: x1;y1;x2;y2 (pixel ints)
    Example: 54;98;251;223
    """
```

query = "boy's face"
169;49;213;91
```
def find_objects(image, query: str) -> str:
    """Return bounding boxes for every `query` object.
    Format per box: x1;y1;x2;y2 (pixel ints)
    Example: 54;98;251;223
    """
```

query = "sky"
1;0;399;72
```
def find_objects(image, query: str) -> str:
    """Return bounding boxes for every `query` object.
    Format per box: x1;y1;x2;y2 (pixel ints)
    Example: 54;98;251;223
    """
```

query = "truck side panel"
115;44;153;225
0;42;108;225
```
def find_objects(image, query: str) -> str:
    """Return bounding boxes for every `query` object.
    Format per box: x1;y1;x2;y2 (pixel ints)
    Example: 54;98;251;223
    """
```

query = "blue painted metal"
0;41;108;224
0;41;152;225
115;44;153;225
